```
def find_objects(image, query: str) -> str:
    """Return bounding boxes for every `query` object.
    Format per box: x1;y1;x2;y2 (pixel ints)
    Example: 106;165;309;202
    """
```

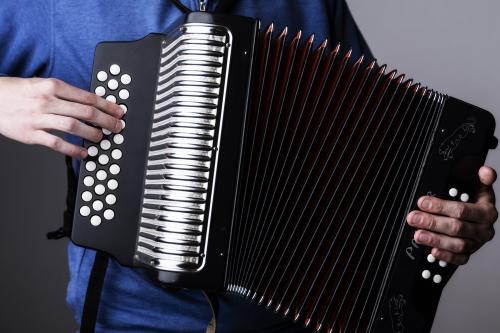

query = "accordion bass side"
71;12;497;333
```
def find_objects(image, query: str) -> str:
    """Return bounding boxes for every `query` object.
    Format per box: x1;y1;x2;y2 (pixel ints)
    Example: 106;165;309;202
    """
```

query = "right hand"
0;77;124;158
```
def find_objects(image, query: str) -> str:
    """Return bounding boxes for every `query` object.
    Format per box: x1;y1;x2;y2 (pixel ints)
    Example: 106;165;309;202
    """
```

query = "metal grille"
136;24;231;272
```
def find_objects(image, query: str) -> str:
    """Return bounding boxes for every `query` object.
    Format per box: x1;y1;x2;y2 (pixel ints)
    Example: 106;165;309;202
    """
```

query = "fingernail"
421;198;432;210
117;106;125;117
411;213;423;226
80;149;88;159
118;104;127;116
115;121;123;132
417;232;430;243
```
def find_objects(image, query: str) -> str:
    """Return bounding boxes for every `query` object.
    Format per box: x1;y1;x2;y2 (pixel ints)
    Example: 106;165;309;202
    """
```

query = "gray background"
0;0;498;332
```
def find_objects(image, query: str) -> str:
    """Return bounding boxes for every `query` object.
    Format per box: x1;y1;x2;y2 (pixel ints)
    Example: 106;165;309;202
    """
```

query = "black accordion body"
72;12;497;333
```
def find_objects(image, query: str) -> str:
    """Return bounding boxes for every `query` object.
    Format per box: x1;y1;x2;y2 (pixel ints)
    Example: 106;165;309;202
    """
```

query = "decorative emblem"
438;118;476;160
389;294;407;333
405;238;419;261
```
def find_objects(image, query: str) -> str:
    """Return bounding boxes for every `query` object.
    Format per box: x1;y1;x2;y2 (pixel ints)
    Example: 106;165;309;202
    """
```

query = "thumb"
476;166;496;204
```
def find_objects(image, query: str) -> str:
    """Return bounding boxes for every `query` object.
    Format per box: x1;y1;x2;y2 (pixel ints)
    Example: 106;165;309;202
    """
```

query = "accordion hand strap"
202;291;219;333
80;251;109;333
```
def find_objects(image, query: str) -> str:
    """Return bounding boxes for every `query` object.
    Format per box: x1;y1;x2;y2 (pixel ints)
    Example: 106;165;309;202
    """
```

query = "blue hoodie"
0;1;372;332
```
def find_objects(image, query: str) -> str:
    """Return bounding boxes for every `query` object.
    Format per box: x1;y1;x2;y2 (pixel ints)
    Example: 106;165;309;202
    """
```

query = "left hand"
406;166;497;265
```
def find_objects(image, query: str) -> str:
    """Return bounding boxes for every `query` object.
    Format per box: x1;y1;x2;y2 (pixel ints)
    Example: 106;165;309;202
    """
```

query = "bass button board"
79;63;132;227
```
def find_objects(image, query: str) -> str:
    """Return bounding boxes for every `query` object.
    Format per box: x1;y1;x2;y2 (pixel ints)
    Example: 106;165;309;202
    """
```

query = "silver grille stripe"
136;24;231;272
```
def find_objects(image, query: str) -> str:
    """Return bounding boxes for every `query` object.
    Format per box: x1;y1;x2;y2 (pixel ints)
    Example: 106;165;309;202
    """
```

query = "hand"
407;166;497;265
0;77;124;158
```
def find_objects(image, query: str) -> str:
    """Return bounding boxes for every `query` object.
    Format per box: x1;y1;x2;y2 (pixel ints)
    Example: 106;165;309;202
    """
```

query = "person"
0;1;497;332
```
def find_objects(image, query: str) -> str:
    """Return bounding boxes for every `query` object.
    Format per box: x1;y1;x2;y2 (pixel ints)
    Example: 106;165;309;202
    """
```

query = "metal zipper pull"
199;0;207;11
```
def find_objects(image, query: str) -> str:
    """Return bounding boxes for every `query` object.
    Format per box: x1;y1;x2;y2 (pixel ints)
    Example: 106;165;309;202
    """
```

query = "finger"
38;78;124;118
414;230;480;254
417;196;491;223
407;211;492;241
431;248;470;266
476;166;497;204
31;130;87;158
43;99;123;133
479;166;497;186
34;114;104;143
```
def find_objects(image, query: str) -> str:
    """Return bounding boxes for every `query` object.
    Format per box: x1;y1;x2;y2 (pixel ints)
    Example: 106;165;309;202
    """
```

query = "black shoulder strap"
215;0;237;13
203;291;220;333
80;251;109;333
169;0;237;14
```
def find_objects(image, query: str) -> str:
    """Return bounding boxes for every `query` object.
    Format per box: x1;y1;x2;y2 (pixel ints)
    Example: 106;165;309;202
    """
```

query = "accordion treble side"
71;12;497;333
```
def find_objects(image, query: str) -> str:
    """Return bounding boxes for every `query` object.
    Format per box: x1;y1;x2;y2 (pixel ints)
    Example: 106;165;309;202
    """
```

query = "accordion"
72;12;497;333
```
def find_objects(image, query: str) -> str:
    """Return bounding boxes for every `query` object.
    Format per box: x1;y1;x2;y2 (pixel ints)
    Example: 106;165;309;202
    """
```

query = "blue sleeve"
0;1;53;77
230;0;373;62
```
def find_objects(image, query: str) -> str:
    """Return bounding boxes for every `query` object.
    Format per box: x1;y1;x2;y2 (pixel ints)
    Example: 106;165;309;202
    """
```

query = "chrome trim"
157;75;221;92
142;198;206;212
144;188;207;201
136;23;232;273
142;207;204;224
137;246;199;264
144;180;208;192
145;168;209;181
141;217;204;233
151;157;211;170
138;237;201;255
148;147;212;160
151;117;216;131
161;33;226;56
139;226;202;244
153;106;218;119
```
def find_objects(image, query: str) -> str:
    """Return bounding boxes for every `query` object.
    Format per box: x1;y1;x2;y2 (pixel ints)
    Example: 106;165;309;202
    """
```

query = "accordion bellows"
72;12;496;333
